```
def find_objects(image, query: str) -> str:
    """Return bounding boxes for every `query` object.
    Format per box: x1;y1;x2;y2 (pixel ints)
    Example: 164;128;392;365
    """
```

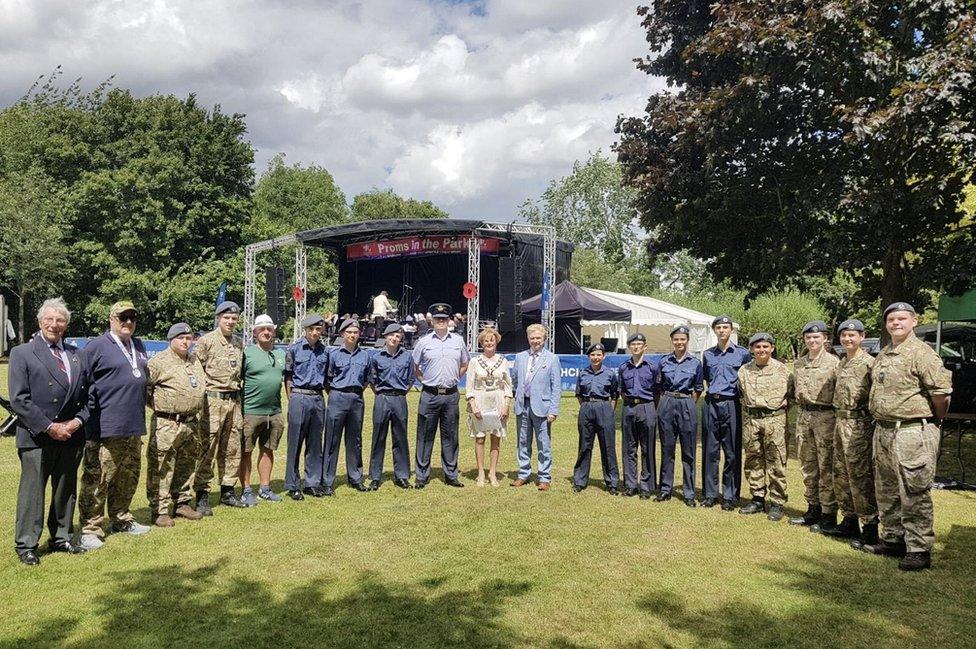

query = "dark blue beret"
338;318;360;333
167;323;193;340
837;319;865;333
748;332;775;346
382;323;403;336
802;320;828;335
883;302;916;318
627;333;646;344
302;314;325;328
586;343;606;354
215;301;239;315
711;315;733;327
670;325;690;338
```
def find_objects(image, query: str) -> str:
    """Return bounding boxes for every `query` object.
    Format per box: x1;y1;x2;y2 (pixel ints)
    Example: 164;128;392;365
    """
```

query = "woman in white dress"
465;328;512;486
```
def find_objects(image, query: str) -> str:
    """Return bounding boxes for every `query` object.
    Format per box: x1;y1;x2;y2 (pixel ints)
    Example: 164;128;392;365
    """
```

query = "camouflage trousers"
874;421;939;552
78;436;142;539
194;395;242;492
742;412;788;505
833;416;878;523
147;415;200;516
795;409;836;512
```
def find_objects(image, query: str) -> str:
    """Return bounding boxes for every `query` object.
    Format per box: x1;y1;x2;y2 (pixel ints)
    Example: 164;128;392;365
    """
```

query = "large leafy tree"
616;1;976;312
350;188;448;220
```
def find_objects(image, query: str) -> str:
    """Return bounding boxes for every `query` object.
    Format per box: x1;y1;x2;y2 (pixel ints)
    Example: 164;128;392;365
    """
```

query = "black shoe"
368;480;381;492
811;511;837;534
288;489;304;501
623;488;638;497
195;492;213;517
684;498;697;508
654;492;672;502
303;486;324;498
701;498;717;508
219;491;247;508
49;540;87;554
444;477;464;488
639;490;652;500
898;551;932;571
608;487;620;496
322;486;335;496
721;499;736;511
851;522;879;550
414;480;427;490
393;478;412;489
824;515;860;538
739;498;765;515
862;539;907;558
18;550;40;566
767;504;785;522
349;481;369;492
789;503;821;526
572;485;585;493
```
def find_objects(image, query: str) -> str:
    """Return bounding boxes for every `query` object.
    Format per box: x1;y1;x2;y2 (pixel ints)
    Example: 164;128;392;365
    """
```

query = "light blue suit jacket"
512;349;561;418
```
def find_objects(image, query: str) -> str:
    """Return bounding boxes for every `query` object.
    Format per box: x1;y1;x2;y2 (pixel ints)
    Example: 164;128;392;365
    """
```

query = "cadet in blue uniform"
411;303;470;488
323;318;370;492
618;333;661;499
283;314;329;500
572;343;620;494
657;325;704;507
367;323;414;491
701;315;752;510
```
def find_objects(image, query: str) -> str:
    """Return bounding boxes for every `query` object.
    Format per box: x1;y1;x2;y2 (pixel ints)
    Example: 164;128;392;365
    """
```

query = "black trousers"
702;397;742;501
323;391;365;487
573;401;619;489
658;395;698;500
415;391;460;482
621;401;657;492
15;445;83;554
369;393;411;481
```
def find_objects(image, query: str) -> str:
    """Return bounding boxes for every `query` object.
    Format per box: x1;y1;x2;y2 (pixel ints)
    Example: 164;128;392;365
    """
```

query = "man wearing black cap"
283;314;329;499
323;318;370;492
617;332;661;499
789;320;840;533
701;315;752;510
411;303;470;488
366;323;414;490
829;319;878;546
657;325;704;507
572;343;620;494
863;302;952;571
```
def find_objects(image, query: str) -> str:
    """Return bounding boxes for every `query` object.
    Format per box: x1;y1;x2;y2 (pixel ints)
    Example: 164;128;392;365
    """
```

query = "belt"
706;394;736;402
580;396;610;402
206;390;239;400
154;411;195;423
623;397;652;407
744;406;786;419
836;408;870;419
423;385;458;395
291;388;323;396
800;403;834;412
876;418;927;429
663;391;692;399
331;386;363;395
377;389;408;397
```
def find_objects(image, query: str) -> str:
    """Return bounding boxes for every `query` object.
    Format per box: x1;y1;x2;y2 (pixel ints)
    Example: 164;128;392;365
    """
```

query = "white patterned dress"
465;354;513;438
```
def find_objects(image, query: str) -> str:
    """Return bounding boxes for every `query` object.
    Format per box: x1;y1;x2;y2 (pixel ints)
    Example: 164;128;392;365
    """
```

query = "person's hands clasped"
546;414;557;424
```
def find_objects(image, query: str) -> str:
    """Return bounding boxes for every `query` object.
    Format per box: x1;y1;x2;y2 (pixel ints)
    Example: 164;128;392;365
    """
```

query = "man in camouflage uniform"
193;301;246;512
825;319;878;546
737;332;792;521
146;323;207;527
863;302;952;571
788;320;840;533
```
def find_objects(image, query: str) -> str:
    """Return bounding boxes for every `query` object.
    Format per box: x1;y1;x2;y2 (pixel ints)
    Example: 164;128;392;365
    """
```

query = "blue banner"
215;281;227;308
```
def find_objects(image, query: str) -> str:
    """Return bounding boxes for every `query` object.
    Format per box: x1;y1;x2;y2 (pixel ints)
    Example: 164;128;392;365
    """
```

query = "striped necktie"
50;343;69;382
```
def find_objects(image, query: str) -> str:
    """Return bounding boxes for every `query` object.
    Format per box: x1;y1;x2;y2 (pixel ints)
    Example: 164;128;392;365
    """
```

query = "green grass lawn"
1;363;976;648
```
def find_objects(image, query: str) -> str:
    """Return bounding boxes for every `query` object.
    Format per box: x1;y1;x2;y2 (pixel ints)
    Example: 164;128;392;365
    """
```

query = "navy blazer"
7;335;89;449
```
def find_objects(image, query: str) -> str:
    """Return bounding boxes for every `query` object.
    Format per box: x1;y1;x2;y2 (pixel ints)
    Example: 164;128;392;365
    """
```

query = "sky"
0;0;666;220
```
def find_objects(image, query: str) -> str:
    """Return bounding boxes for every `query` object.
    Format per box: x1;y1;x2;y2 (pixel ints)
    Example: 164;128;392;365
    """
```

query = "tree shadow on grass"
3;563;533;649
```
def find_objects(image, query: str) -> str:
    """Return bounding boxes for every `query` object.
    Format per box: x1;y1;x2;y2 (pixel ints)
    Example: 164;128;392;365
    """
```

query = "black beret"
670;325;690;338
302;314;325;328
429;303;452;318
711;315;733;327
802;320;828;335
382;323;404;336
627;333;646;344
748;332;775;346
167;323;193;340
586;343;605;354
337;318;360;333
837;319;865;333
883;302;916;318
215;301;240;315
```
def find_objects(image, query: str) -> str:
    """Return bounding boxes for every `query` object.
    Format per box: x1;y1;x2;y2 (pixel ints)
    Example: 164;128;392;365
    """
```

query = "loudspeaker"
265;267;287;326
497;257;518;331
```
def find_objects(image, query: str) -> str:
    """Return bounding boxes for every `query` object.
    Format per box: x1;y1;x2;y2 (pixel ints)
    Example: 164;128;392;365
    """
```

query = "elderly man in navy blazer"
511;324;562;491
8;298;89;565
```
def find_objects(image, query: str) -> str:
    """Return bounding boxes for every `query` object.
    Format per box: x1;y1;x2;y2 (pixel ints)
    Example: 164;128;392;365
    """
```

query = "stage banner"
347;236;501;261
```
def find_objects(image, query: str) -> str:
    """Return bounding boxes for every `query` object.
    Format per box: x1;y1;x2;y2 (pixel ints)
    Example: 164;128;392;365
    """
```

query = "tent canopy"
939;289;976;322
520;281;630;321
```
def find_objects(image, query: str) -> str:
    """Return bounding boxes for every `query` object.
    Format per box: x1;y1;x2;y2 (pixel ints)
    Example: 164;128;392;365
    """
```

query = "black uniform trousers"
284;392;325;491
323;390;365;487
369;393;411;481
415;391;460;483
573;400;619;489
621;400;657;492
702;396;742;501
658;395;697;500
16;445;83;554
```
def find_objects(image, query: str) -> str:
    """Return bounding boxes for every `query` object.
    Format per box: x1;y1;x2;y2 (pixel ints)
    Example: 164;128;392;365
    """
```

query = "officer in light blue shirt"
657;325;704;507
323;318;370;493
701;315;753;510
366;323;414;491
283;314;328;500
410;303;470;488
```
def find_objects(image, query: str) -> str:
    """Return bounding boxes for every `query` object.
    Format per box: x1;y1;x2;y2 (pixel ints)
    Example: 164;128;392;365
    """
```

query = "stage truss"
243;221;557;351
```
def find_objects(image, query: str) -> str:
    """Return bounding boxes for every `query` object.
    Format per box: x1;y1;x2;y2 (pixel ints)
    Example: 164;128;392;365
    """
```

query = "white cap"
252;314;276;330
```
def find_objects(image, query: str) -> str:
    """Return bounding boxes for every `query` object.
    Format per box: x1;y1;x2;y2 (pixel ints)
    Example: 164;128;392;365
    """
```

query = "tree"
616;2;976;312
570;248;634;292
350;188;448;221
739;290;825;360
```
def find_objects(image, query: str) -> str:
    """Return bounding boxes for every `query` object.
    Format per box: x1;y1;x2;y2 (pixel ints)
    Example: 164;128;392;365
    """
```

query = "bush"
740;290;825;359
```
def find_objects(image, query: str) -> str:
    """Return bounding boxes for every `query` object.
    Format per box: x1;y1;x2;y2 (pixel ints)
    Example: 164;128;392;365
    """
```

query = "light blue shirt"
411;331;469;387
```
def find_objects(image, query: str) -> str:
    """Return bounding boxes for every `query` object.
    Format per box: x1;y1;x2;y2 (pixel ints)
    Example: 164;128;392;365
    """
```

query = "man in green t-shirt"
239;315;286;505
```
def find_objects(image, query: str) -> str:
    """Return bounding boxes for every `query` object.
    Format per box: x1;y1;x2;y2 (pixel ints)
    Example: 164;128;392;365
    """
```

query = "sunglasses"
116;313;138;323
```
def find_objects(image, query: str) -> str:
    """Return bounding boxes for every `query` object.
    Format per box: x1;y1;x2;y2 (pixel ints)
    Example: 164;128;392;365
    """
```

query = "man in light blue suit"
511;324;561;491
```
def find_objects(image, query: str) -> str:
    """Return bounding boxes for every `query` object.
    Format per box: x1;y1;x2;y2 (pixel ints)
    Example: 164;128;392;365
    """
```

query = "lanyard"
109;332;139;374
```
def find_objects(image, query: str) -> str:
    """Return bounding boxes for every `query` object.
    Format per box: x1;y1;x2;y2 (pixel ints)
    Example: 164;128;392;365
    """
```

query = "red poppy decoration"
292;286;304;301
463;282;478;299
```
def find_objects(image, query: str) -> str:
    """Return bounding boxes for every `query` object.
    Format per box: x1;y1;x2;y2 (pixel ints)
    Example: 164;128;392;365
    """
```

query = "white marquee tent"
579;287;740;356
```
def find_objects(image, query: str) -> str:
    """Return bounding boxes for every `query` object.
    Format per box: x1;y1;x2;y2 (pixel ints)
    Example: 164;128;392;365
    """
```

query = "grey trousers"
15;445;83;554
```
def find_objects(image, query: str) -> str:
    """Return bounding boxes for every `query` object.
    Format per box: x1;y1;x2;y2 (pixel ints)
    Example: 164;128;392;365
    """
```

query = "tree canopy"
350;188;448;221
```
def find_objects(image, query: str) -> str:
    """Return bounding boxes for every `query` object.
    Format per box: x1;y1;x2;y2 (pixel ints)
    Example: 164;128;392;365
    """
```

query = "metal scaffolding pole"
243;245;257;345
294;243;307;340
541;226;556;352
466;235;481;351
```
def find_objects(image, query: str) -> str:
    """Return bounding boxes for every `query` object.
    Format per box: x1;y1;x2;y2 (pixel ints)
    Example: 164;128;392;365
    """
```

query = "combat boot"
153;514;175;528
898;551;931;571
851;522;879;550
789;503;821;526
767;504;785;522
174;504;204;521
739;498;765;515
195;491;213;517
810;510;837;534
824;515;859;539
861;539;907;558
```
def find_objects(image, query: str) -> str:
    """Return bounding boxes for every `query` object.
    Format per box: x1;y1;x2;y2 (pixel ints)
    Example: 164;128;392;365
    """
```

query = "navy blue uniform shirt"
82;332;148;440
702;344;752;397
618;355;661;401
327;345;369;389
285;337;328;390
368;346;414;392
659;353;704;394
576;365;619;400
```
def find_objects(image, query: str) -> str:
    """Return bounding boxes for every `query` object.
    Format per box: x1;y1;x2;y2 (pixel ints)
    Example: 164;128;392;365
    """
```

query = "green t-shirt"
242;345;286;415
